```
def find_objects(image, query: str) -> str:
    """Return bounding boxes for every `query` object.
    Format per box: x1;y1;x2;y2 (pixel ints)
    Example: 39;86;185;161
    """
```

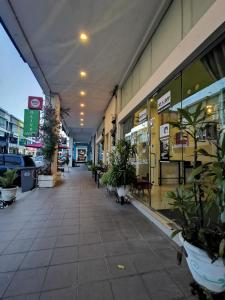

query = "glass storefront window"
122;34;225;222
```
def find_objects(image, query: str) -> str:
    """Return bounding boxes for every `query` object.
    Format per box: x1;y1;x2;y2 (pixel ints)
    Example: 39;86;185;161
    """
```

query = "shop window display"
123;34;225;223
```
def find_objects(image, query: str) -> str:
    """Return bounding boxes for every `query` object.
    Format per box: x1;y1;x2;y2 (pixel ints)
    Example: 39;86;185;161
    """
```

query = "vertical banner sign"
23;109;40;137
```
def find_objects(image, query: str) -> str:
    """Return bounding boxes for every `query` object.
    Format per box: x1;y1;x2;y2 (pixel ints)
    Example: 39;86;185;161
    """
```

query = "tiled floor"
0;166;197;300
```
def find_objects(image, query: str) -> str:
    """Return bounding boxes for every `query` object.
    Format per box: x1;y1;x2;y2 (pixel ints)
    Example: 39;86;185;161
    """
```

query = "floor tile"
51;246;78;265
43;263;77;290
3;239;34;254
31;237;57;251
20;249;52;269
78;243;105;260
78;281;113;300
111;275;150;300
78;259;109;283
0;272;14;298
4;268;47;297
40;286;77;300
0;253;25;272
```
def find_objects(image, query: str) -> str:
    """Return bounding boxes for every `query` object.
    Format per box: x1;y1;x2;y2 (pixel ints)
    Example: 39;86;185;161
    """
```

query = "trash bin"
20;167;37;192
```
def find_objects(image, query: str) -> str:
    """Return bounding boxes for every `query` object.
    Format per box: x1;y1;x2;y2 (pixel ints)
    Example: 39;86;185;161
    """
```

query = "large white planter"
117;186;129;198
38;175;56;188
180;233;225;293
1;187;17;202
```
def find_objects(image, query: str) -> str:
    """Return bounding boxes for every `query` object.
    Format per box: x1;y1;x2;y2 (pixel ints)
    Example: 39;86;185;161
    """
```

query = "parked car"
0;154;36;187
33;156;45;168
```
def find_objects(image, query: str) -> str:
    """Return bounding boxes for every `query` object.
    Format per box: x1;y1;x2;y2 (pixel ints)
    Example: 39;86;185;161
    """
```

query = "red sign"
28;96;43;110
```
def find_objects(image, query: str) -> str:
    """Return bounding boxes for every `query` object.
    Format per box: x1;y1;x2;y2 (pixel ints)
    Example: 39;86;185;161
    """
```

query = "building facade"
97;0;225;220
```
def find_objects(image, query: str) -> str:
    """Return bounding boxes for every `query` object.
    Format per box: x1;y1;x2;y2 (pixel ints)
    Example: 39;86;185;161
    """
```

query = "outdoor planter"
107;185;115;192
180;233;225;293
117;186;129;198
0;187;17;202
38;175;56;188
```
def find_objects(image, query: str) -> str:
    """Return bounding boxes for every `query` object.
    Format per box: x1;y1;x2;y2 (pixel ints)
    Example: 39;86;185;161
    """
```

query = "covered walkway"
0;167;195;300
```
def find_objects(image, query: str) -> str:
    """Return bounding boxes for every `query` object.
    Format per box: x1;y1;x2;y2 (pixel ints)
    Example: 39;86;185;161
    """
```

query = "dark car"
0;154;36;187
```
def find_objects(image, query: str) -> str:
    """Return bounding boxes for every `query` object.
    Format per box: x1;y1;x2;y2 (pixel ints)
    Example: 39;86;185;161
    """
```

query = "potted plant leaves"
0;169;17;203
38;101;60;187
110;139;136;203
167;102;225;293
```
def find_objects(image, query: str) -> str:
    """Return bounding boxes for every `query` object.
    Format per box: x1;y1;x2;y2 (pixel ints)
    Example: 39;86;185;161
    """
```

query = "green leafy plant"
109;139;136;187
0;170;17;188
40;102;60;175
167;102;225;261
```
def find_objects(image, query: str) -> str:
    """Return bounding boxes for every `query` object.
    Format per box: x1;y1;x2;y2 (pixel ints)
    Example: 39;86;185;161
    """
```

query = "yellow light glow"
80;103;85;107
80;112;84;116
80;91;86;96
80;71;87;78
80;32;88;42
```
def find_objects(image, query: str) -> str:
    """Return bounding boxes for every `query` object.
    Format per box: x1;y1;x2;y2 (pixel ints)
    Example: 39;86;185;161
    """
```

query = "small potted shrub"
110;140;136;202
0;169;17;202
167;103;225;294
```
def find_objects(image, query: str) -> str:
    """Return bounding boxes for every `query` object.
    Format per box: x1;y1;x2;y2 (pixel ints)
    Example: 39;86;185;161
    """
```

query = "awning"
26;142;43;148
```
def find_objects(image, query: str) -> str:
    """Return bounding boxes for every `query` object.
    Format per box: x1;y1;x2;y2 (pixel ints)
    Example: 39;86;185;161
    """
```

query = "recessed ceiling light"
80;91;86;96
80;71;87;78
80;118;84;122
80;123;84;126
80;103;85;107
80;32;88;42
80;112;84;116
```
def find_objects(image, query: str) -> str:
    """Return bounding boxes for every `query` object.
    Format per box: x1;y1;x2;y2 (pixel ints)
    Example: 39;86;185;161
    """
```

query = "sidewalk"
0;166;197;300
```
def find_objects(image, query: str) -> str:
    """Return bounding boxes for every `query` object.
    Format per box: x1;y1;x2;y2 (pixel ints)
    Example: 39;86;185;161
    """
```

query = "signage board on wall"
160;123;170;138
23;109;40;137
138;108;147;124
28;96;43;110
157;91;171;113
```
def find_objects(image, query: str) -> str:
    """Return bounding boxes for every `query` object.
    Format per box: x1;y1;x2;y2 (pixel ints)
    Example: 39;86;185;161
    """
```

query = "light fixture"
80;103;85;107
80;118;84;122
80;91;86;96
80;70;87;78
80;123;84;126
206;105;213;114
80;32;88;42
80;112;84;116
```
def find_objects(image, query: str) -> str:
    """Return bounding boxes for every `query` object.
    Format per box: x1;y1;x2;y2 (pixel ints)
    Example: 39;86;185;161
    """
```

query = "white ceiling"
0;0;171;142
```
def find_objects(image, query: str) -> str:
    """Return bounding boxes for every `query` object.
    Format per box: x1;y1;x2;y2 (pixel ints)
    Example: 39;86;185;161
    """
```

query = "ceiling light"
80;91;86;96
80;123;84;126
80;112;84;116
80;118;84;122
80;32;88;42
80;103;85;107
80;71;87;78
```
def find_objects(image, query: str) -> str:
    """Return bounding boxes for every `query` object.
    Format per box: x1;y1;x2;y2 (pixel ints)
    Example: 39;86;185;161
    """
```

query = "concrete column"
50;94;60;177
69;136;73;167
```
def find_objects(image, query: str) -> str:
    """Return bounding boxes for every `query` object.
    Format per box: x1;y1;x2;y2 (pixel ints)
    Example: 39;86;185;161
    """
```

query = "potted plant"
167;102;225;294
38;101;60;187
0;169;17;202
110;139;136;203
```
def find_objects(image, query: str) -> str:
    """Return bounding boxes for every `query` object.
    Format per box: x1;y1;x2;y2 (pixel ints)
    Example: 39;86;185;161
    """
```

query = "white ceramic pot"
117;186;129;198
180;233;225;293
1;187;17;201
38;175;56;188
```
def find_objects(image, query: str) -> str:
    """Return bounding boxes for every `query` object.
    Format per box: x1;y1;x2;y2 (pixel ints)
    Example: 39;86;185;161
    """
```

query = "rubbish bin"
20;167;37;192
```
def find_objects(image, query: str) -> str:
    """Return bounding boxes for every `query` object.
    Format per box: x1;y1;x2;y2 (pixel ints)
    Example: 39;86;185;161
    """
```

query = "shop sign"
138;108;147;123
160;137;169;161
28;96;43;110
23;109;40;137
157;91;171;113
160;123;169;138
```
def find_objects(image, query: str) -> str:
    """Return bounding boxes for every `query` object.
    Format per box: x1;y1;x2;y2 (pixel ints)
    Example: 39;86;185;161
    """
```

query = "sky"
0;24;43;121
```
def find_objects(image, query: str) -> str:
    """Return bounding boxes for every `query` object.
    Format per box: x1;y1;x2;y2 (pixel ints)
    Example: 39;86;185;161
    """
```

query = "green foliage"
168;103;225;261
0;169;17;188
108;139;136;187
40;103;60;174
